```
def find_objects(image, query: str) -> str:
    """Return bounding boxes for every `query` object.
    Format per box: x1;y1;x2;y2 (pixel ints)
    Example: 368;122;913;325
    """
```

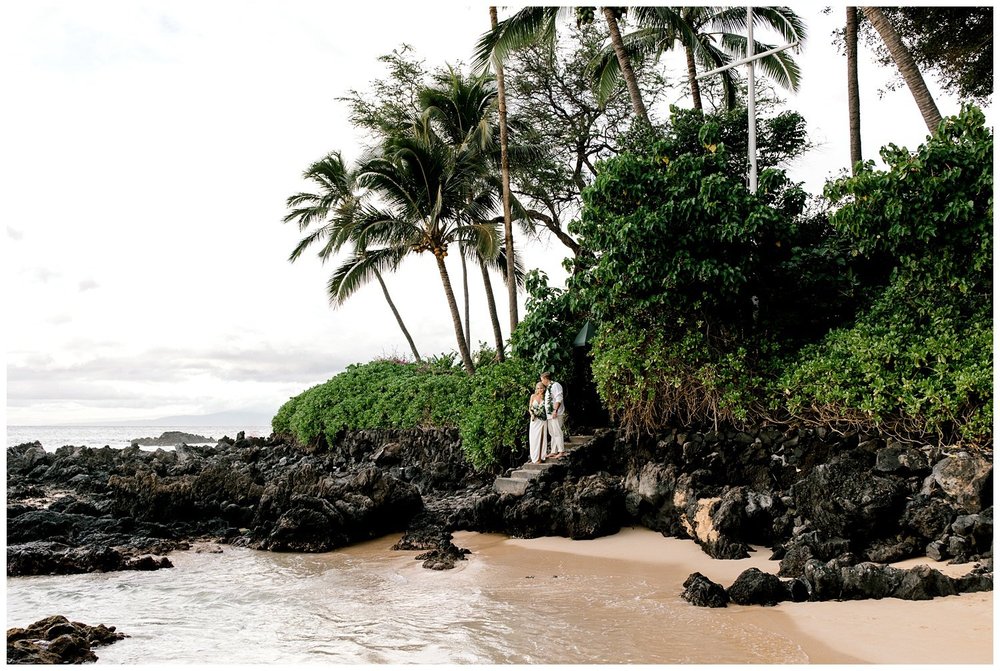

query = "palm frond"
457;221;501;260
327;246;407;307
473;6;561;71
752;6;807;44
288;226;330;263
590;46;624;106
489;245;527;288
720;34;801;91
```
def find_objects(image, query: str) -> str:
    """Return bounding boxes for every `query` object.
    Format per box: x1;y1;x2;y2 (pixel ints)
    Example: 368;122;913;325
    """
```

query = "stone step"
494;477;529;496
494;434;599;496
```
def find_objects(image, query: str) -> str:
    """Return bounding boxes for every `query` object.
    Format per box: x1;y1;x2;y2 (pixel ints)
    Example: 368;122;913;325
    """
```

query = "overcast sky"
2;2;989;426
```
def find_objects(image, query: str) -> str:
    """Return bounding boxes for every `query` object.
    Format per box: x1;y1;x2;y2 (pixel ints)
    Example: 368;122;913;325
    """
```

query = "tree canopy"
858;7;993;103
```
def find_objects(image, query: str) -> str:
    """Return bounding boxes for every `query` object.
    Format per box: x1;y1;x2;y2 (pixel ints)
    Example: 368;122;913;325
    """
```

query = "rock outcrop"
7;615;126;664
6;431;454;574
129;431;214;447
6;421;993;594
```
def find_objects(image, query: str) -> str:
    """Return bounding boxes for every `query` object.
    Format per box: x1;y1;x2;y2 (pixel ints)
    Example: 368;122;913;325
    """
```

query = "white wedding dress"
528;399;548;463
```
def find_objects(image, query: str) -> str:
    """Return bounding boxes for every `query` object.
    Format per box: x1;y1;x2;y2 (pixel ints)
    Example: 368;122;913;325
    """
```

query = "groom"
540;372;565;458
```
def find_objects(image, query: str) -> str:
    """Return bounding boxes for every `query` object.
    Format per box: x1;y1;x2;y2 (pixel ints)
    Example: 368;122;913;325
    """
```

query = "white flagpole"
747;6;757;193
695;9;799;194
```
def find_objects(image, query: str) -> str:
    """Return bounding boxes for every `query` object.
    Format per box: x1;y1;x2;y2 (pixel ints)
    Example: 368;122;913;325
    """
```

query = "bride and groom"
528;371;565;464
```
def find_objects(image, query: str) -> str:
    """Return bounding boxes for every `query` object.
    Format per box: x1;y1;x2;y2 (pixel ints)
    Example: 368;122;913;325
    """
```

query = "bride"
528;382;549;464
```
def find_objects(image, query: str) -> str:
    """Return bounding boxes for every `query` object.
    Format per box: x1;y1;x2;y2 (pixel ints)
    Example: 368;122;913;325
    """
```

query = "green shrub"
271;354;538;471
568;107;817;434
459;357;538;470
782;105;992;446
271;392;301;437
272;359;470;448
781;294;991;444
510;269;584;379
589;314;773;435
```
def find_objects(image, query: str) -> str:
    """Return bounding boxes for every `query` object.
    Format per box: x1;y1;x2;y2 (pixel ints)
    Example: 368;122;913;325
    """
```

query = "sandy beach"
453;527;993;665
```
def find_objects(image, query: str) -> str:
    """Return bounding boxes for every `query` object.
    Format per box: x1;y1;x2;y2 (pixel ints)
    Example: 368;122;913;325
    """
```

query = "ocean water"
6;426;812;663
5;426;273;451
6;533;811;664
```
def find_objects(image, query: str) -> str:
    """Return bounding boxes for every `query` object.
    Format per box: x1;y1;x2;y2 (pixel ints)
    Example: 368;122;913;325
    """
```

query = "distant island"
129;431;215;447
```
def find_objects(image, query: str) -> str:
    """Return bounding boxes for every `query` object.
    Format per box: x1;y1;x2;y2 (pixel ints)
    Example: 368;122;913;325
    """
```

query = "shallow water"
6;533;810;664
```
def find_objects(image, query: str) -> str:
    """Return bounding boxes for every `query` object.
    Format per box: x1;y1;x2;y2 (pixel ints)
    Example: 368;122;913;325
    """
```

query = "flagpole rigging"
695;7;799;193
747;7;757;192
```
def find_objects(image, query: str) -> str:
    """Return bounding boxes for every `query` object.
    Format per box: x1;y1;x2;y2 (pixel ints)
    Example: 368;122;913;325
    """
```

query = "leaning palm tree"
601;7;649;121
860;6;942;133
420;67;506;359
283;152;421;362
594;6;805;111
354;118;500;375
420;66;537;361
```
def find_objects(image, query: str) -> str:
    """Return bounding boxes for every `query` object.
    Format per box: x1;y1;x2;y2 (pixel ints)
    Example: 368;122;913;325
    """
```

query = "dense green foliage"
457;357;538;470
859;7;993;104
510;270;584;378
567;104;991;447
272;359;471;449
782;105;993;444
568;107;838;433
273;356;538;471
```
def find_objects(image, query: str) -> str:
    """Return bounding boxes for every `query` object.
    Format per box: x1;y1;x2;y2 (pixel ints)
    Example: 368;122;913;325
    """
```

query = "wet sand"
453;527;993;665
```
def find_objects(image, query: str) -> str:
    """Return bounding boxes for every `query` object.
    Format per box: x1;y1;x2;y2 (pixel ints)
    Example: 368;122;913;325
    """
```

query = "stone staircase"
494;434;593;495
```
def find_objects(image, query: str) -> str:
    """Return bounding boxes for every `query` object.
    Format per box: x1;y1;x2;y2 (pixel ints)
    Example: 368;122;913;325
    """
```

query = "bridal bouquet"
530;402;547;420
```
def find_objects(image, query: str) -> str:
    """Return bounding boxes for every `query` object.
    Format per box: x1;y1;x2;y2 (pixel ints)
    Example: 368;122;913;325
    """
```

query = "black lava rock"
681;572;729;608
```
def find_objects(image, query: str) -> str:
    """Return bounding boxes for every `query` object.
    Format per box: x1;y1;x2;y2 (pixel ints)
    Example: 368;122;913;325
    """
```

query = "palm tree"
354;118;500;375
477;7;650;121
846;7;862;173
283;152;422;362
860;6;942;133
595;7;805;112
600;7;649;121
420;67;509;360
489;7;519;335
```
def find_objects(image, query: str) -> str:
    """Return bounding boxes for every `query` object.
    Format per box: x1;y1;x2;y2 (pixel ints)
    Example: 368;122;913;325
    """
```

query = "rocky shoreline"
7;616;127;664
7;425;993;605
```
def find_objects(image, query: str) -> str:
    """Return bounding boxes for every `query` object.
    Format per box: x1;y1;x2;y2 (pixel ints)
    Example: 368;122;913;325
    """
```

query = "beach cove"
489;528;992;665
7;424;994;664
6;528;990;664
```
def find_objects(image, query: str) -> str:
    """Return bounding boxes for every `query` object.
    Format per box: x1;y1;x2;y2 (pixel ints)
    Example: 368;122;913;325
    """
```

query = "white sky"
2;2;990;426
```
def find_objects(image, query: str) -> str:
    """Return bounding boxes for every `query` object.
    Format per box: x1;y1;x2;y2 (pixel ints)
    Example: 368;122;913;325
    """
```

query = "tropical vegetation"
277;7;993;470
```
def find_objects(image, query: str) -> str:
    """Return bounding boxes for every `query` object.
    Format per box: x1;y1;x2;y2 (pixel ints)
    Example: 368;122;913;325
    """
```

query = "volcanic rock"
681;572;729;608
7;615;126;664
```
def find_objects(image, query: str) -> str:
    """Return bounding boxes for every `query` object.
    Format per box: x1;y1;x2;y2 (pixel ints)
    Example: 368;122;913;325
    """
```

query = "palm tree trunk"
861;7;942;133
479;257;506;361
374;269;421;362
436;254;476;375
460;250;471;351
846;7;862;173
490;6;519;334
602;7;649;122
685;44;703;111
